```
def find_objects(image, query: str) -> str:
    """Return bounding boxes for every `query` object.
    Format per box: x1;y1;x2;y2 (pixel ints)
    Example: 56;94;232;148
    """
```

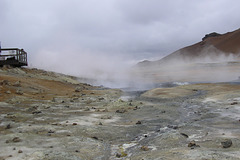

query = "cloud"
1;0;240;87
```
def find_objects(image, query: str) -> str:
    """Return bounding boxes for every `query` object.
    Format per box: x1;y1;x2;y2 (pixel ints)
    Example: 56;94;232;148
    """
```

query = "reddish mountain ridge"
139;28;240;67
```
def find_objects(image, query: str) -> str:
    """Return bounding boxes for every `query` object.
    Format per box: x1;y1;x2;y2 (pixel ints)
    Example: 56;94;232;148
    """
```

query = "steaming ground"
1;66;240;159
76;58;240;91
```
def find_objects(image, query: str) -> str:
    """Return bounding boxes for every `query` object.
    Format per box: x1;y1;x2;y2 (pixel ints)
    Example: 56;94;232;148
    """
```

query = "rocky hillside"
138;28;240;67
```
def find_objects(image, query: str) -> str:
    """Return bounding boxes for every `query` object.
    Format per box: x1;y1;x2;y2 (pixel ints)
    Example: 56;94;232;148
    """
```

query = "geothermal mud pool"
0;67;240;160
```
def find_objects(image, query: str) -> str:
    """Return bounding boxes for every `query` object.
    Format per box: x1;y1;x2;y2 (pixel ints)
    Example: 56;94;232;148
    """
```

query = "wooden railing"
0;48;28;67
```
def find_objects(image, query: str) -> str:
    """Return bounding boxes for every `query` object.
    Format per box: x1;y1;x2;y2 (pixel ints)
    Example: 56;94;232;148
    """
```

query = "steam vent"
0;48;28;67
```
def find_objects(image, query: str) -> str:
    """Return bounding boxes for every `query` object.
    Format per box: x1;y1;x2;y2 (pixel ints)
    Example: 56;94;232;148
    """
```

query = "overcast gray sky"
1;0;240;77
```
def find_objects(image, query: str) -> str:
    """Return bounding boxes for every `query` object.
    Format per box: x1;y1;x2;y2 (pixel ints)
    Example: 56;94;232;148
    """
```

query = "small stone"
9;155;13;157
221;139;232;148
167;125;178;129
116;153;121;158
98;122;103;125
18;150;23;153
92;136;98;140
116;108;127;113
188;140;200;148
5;124;11;129
98;97;104;101
141;146;149;151
100;115;112;119
136;121;142;125
13;81;21;87
75;86;83;92
102;109;108;112
32;111;42;114
133;106;140;110
231;102;238;105
0;80;10;85
16;89;23;95
72;123;78;125
5;90;11;94
12;137;21;143
48;130;55;133
13;148;16;150
84;107;90;111
75;150;79;152
180;133;189;138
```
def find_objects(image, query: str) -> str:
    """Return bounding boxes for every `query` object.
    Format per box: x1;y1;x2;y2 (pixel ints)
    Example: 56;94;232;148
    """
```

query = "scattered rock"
52;97;65;103
140;146;149;151
48;130;55;134
5;90;11;94
116;108;127;113
75;150;80;152
5;124;11;129
116;151;127;158
75;86;84;92
188;140;200;148
84;107;90;111
221;139;232;148
133;106;140;110
92;136;98;140
167;125;178;130
136;121;142;125
180;133;189;138
18;150;23;153
102;109;108;112
98;122;103;125
16;89;23;95
98;97;105;101
72;123;78;125
0;80;10;85
100;115;112;119
12;137;21;143
32;111;42;114
13;81;21;87
230;102;238;105
118;99;124;102
116;153;121;158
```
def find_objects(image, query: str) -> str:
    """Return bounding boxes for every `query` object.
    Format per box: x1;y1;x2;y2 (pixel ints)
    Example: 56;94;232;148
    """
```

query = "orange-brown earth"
1;67;240;159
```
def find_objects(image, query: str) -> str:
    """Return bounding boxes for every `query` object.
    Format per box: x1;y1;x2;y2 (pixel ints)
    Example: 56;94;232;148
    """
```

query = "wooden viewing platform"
0;48;28;67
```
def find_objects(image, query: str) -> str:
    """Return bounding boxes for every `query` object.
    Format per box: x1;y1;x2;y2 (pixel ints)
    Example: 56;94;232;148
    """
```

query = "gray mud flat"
1;68;240;160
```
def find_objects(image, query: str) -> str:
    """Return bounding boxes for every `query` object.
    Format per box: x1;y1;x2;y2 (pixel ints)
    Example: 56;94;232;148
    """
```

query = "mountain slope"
138;28;240;67
160;28;240;63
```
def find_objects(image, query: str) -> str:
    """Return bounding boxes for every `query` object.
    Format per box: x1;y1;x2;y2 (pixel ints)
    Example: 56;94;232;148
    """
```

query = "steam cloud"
1;0;240;89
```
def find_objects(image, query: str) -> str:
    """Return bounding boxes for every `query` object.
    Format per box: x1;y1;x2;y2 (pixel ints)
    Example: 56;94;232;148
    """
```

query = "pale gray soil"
1;67;240;160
